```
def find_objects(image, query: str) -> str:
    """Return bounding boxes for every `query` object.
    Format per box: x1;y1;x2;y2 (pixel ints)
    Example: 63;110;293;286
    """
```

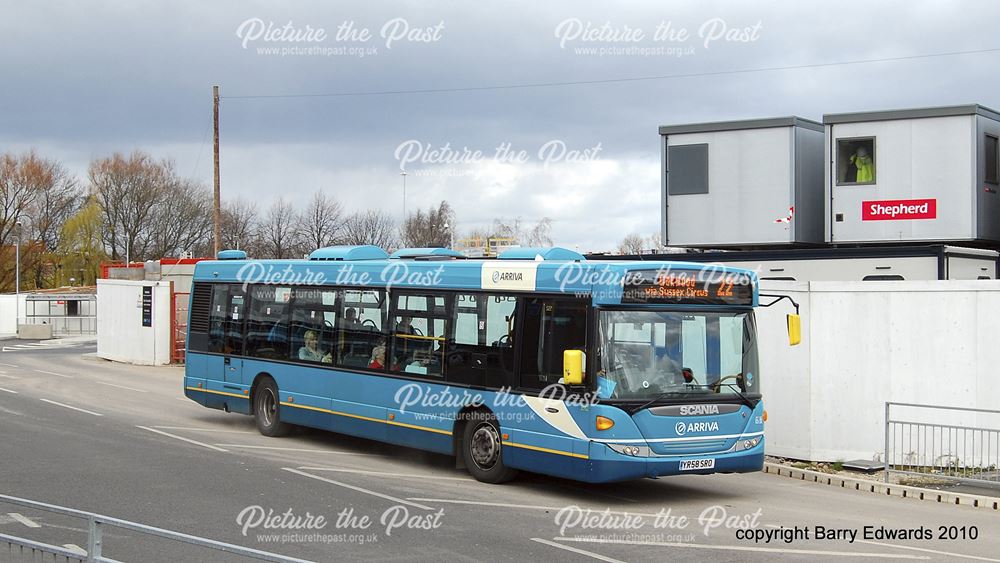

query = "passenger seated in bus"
395;316;416;335
344;307;361;330
369;343;386;369
299;330;332;363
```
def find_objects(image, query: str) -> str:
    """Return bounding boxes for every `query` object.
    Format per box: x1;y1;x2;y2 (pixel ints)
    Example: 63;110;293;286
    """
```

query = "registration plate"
679;458;715;471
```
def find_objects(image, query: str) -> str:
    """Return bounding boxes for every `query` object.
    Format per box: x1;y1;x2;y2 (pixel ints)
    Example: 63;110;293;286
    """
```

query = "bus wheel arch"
455;406;518;483
250;373;291;437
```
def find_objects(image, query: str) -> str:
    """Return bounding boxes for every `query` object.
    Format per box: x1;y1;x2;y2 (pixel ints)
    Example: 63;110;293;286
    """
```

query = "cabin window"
837;137;876;185
985;134;999;185
667;144;709;195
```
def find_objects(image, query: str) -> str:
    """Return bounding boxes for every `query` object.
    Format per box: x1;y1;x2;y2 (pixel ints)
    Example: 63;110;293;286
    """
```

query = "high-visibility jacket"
851;154;874;183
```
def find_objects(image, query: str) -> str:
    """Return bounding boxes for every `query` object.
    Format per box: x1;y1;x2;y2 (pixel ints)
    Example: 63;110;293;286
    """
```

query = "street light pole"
400;170;407;221
443;222;454;249
14;221;21;330
14;221;22;296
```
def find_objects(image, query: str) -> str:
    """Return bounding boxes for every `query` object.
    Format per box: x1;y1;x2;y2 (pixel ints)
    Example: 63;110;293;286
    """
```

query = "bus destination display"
622;269;754;305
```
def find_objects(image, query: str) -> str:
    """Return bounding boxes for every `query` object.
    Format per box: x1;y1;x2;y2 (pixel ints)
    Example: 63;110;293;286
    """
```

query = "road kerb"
764;462;1000;510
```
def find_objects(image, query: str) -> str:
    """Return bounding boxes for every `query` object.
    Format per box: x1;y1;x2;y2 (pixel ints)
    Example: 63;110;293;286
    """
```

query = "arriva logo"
679;404;720;416
492;271;524;282
676;421;720;435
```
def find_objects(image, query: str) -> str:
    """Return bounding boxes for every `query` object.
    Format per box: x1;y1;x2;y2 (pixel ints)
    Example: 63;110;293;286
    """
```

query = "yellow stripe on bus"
504;441;589;460
193;390;575;456
186;386;247;400
387;420;452;435
279;402;452;435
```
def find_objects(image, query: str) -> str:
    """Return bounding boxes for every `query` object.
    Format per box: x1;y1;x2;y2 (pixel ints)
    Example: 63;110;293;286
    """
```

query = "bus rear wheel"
461;413;517;483
254;378;291;437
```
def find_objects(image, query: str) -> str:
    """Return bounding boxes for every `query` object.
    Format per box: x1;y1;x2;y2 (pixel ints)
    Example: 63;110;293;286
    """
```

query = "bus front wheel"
254;378;292;437
461;413;518;484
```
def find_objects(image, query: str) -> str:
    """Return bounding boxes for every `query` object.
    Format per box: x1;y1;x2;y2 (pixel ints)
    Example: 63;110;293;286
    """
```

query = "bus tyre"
462;413;518;484
254;378;291;437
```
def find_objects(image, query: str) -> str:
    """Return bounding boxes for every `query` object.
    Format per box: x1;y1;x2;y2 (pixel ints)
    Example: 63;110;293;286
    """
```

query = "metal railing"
885;402;1000;487
171;291;189;364
0;494;313;563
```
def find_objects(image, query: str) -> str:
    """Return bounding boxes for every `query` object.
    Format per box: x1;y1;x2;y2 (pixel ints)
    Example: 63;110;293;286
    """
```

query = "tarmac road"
0;340;997;562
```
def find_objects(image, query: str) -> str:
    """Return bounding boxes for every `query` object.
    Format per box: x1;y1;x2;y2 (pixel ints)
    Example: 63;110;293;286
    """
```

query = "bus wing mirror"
563;350;585;385
787;314;801;346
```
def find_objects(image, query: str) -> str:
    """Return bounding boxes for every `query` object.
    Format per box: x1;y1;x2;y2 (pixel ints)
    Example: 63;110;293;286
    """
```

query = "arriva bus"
184;245;799;484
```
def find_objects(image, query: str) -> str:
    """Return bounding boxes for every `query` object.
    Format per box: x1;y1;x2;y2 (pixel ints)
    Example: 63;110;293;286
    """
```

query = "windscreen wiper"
716;383;757;410
630;391;685;414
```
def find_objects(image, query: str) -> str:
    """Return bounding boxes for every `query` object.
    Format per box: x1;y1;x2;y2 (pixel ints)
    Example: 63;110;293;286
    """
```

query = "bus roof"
194;249;759;307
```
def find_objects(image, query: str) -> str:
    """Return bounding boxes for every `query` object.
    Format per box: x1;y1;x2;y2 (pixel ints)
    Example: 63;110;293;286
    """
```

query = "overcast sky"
3;0;999;252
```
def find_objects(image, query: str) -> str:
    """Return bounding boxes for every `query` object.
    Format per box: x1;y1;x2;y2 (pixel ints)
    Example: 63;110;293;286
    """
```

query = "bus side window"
337;289;387;370
288;287;336;363
390;292;447;378
445;293;486;386
519;297;588;391
207;284;228;354
245;286;291;359
486;295;518;388
208;284;246;355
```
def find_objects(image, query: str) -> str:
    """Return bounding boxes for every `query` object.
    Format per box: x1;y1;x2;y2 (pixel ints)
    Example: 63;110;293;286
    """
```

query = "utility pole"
213;85;221;257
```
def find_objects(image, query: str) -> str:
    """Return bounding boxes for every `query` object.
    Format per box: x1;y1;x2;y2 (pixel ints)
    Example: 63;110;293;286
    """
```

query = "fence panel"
885;402;1000;487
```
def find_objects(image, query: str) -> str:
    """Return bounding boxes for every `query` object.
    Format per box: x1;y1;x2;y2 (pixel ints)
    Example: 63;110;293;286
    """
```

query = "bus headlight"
606;443;649;457
735;436;762;451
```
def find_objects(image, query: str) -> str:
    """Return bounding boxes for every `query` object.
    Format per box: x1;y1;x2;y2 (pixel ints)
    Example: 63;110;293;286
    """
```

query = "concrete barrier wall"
96;280;173;365
0;294;26;335
758;280;1000;463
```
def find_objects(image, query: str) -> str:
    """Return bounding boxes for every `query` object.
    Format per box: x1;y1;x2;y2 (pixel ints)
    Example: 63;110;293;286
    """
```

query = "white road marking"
63;544;87;555
136;426;228;452
531;538;625;563
34;369;73;379
39;399;102;416
0;373;18;379
0;362;18;368
854;539;1000;562
298;466;472;481
565;484;637;504
96;381;148;393
219;444;380;455
7;513;41;528
764;524;1000;562
555;537;929;559
406;498;664;518
282;468;434;511
154;426;256;434
0;387;19;394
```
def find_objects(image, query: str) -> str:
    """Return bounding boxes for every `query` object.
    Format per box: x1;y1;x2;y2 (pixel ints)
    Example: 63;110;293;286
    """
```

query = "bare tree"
300;191;344;251
221;198;259;253
0;151;81;289
525;217;553;246
490;216;554;246
259;198;302;259
24;156;81;253
401;201;454;247
90;151;172;261
147;179;213;258
0;153;37;250
342;210;398;250
617;233;646;254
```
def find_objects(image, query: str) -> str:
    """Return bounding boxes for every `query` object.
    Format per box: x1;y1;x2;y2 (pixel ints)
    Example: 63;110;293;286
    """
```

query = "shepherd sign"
862;199;937;221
